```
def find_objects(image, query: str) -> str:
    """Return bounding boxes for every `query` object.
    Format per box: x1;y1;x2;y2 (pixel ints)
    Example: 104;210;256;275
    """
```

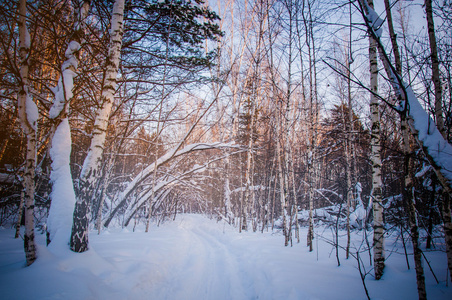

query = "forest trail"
155;216;253;299
1;214;451;300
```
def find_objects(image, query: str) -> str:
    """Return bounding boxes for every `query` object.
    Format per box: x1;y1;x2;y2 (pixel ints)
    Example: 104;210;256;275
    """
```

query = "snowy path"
1;214;452;299
159;220;250;299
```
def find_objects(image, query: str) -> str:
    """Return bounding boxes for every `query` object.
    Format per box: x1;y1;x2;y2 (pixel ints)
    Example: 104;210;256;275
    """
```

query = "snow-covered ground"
1;214;451;300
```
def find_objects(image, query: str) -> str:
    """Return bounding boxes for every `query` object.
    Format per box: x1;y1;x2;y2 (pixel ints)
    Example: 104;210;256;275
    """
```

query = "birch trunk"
282;104;292;246
345;5;354;256
242;0;267;231
303;0;317;252
402;117;427;300
360;0;452;280
17;0;37;265
383;0;402;76
344;68;354;259
71;0;125;252
15;190;25;239
425;0;445;138
290;141;299;243
384;1;427;291
368;0;384;280
262;157;275;232
306;143;314;251
276;118;289;246
223;156;234;224
242;99;256;231
345;120;352;259
345;49;353;259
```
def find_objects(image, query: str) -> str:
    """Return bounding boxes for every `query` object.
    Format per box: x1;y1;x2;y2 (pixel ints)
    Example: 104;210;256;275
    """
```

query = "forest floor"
1;214;451;300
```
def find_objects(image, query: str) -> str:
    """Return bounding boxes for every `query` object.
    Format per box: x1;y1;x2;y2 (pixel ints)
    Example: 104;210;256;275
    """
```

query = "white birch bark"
289;131;299;243
276;118;289;246
306;58;315;251
223;156;234;224
71;0;125;252
15;190;25;239
425;0;445;138
302;0;317;252
345;108;352;259
283;134;292;246
402;117;427;299
285;1;295;244
17;0;37;265
242;99;256;231
360;0;452;281
345;14;354;257
384;1;428;292
367;0;385;280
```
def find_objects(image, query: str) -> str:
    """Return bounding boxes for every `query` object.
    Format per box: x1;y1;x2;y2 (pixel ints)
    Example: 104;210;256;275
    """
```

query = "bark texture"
402;117;427;300
425;0;445;138
384;1;428;293
71;0;125;252
361;0;452;282
18;0;37;266
368;0;384;280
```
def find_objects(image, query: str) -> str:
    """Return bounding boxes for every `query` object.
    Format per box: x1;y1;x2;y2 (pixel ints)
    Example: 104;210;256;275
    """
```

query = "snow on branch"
48;41;80;119
362;0;384;38
103;142;239;227
26;95;38;131
357;0;452;191
406;87;452;184
119;142;237;200
231;185;268;193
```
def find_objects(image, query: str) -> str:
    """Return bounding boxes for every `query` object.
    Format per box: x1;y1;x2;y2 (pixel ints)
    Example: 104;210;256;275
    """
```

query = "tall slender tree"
384;0;426;296
71;0;125;252
17;0;37;265
366;0;385;280
425;0;445;138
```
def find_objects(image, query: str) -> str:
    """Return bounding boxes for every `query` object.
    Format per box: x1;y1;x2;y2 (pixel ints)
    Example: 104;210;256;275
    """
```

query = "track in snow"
1;214;451;300
157;217;251;299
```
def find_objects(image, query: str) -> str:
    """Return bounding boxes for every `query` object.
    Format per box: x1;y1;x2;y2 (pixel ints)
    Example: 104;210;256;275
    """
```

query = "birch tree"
425;0;445;138
71;0;125;252
345;0;357;259
17;0;37;265
300;0;318;252
366;0;385;280
359;0;452;287
384;0;426;296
